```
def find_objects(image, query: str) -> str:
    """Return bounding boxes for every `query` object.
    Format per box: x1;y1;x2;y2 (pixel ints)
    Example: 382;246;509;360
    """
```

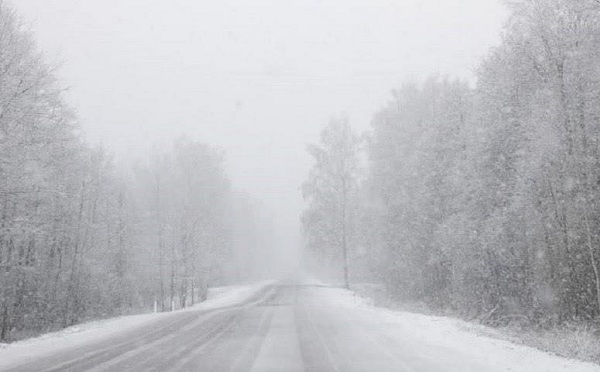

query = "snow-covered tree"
302;117;361;288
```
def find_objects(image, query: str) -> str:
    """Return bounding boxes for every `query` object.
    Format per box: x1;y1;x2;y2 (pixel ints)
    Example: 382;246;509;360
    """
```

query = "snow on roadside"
320;285;600;372
0;281;272;369
194;280;273;311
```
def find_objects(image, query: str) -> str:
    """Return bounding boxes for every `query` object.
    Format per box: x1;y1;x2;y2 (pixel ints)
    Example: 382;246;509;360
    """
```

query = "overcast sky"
13;0;507;252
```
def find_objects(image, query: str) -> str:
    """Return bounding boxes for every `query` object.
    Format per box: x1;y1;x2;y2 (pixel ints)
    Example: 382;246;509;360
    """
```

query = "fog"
13;0;506;266
5;0;600;369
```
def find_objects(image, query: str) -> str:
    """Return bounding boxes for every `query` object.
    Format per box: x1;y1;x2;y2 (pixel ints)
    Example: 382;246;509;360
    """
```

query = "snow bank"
319;285;600;372
0;281;271;370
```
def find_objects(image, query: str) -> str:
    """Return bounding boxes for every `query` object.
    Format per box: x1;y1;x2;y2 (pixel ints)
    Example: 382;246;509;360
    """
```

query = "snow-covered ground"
0;281;272;370
321;285;600;372
1;280;598;372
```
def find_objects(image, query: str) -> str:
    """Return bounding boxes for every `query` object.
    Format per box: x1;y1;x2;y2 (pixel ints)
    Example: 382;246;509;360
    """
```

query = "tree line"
303;0;600;326
0;3;271;341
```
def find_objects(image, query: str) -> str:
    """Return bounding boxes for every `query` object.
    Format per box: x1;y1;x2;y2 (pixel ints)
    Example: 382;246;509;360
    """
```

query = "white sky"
12;0;507;252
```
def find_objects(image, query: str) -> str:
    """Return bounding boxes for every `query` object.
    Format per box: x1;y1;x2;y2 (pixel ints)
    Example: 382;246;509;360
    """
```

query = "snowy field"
0;281;272;370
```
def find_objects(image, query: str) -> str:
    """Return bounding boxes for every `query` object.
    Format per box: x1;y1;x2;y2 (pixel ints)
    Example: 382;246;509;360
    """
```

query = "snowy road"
1;282;599;372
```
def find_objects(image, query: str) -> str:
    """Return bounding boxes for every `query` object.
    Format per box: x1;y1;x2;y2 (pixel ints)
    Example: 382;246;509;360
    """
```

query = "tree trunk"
155;175;165;312
583;212;600;316
342;178;349;289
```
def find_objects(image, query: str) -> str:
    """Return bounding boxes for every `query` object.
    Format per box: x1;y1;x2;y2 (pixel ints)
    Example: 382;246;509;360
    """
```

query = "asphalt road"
1;283;478;372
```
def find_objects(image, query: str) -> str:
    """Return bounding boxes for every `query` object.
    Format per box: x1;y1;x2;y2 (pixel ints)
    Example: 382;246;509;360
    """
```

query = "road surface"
0;282;581;372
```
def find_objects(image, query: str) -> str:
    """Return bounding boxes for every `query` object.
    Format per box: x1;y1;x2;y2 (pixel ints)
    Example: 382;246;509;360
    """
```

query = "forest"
0;3;275;341
303;0;600;328
2;0;600;350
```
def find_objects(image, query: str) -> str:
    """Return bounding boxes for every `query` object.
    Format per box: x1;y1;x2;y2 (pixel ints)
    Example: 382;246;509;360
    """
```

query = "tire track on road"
4;284;276;372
